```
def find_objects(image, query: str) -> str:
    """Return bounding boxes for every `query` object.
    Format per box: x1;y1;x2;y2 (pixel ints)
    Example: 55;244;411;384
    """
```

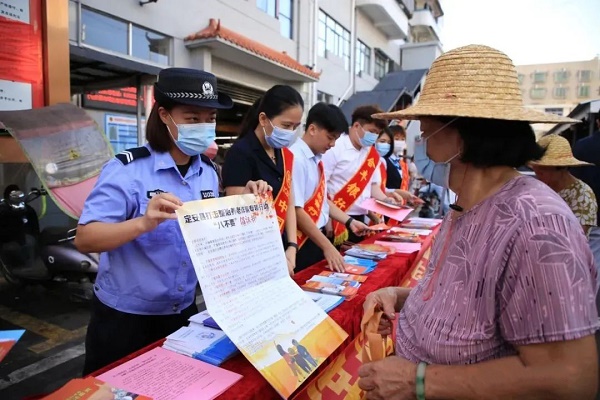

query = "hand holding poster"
176;194;348;399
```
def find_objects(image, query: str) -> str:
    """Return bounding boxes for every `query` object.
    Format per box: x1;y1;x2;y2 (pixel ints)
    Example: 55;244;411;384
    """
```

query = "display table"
87;232;418;400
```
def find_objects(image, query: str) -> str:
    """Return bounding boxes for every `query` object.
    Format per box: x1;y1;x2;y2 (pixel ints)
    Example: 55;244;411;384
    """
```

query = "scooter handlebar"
25;188;47;203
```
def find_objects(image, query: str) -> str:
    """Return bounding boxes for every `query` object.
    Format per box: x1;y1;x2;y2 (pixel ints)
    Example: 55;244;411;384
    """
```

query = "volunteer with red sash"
322;105;413;244
222;85;302;275
291;103;369;271
376;128;403;192
388;124;412;193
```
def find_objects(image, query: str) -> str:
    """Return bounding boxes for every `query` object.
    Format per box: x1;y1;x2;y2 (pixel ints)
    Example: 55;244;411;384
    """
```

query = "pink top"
396;176;599;364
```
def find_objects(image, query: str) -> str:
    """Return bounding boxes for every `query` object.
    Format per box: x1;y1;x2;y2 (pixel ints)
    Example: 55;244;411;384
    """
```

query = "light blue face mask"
264;121;296;149
413;120;460;187
359;127;378;148
169;116;216;156
375;142;391;157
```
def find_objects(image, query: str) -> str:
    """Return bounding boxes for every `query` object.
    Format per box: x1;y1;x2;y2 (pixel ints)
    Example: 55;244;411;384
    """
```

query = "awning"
70;44;162;93
340;69;428;122
545;99;600;137
185;19;320;83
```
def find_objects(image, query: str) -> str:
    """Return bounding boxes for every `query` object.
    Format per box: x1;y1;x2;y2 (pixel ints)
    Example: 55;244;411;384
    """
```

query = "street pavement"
0;278;205;399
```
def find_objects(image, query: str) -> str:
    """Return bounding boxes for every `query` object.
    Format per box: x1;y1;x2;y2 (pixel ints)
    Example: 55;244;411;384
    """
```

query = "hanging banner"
0;0;44;109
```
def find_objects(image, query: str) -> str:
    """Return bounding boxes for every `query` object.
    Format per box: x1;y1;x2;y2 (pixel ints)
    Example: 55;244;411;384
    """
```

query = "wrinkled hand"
358;356;417;400
396;190;423;205
140;193;182;232
363;287;400;336
324;245;345;272
325;219;334;239
350;219;369;236
244;180;272;195
285;247;296;276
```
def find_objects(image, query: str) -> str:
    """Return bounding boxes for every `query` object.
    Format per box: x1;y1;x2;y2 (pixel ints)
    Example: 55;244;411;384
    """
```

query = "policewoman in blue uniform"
222;85;304;275
76;68;270;375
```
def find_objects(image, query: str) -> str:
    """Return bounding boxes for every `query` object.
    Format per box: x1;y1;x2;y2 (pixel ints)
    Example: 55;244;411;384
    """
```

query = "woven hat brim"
373;104;579;124
530;157;593;167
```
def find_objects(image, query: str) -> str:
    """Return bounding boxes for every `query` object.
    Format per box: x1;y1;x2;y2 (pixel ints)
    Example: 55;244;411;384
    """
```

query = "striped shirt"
396;175;599;365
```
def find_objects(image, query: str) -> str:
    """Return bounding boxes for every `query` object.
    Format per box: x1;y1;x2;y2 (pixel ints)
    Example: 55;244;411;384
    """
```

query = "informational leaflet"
176;194;348;399
98;347;241;400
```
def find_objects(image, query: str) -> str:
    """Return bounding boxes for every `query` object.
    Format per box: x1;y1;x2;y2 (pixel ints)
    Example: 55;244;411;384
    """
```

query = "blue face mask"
264;121;296;149
375;142;391;157
169;116;216;156
414;138;460;188
359;129;378;148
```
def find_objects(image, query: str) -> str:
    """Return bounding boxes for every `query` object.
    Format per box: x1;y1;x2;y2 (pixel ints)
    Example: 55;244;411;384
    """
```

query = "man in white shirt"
291;103;369;271
322;105;403;243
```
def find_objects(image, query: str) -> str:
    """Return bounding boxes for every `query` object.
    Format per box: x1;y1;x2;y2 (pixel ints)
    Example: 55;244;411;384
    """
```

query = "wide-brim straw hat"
530;134;592;167
373;45;578;124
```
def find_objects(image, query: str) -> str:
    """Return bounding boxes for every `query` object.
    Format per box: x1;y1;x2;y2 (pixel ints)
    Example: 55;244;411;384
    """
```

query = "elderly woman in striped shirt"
358;45;599;400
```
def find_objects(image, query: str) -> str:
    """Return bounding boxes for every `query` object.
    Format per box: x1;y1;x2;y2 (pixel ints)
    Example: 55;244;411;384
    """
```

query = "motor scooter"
0;185;98;301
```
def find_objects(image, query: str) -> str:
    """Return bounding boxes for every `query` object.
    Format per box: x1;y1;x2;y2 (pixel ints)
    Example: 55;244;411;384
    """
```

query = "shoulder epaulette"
200;154;219;175
115;146;151;165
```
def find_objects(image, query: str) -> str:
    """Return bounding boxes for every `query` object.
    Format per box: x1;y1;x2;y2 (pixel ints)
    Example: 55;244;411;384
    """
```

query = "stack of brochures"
317;271;368;282
302;276;361;297
343;255;378;274
304;291;345;313
162;312;239;366
400;217;443;230
344;246;389;260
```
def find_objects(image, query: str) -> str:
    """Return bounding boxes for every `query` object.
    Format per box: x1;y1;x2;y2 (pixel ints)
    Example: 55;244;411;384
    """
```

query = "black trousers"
82;295;198;376
296;232;327;272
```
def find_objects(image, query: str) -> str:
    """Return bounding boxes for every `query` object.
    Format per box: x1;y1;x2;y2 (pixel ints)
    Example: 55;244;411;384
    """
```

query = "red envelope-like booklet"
43;377;152;400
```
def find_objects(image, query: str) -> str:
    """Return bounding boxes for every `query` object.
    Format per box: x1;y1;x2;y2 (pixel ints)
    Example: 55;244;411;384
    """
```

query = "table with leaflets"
86;230;425;400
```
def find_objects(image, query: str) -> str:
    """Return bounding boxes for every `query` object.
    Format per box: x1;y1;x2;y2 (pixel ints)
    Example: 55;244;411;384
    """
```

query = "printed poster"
176;194;348;399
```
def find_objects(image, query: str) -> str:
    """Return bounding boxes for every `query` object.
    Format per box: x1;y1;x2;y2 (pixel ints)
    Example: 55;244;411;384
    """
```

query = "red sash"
296;161;326;248
400;158;410;192
274;147;294;234
379;161;387;192
331;146;380;244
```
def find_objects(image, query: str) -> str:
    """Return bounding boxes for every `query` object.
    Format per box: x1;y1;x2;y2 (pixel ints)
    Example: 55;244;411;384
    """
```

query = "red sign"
0;0;44;108
84;87;138;112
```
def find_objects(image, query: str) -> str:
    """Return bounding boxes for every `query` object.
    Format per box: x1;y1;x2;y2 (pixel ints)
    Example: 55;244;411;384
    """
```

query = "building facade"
516;57;600;135
66;0;443;150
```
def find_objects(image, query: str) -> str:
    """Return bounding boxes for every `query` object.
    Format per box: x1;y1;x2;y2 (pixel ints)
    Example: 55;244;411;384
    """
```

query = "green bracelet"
416;361;427;400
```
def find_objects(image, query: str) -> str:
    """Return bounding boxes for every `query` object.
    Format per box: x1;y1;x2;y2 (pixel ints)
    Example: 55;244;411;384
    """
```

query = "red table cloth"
86;234;417;399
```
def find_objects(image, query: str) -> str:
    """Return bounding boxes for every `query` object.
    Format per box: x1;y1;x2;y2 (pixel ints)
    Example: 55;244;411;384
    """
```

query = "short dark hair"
306;102;348;134
146;102;174;152
437;117;545;168
388;125;406;138
239;85;304;137
351;105;387;131
378;128;395;158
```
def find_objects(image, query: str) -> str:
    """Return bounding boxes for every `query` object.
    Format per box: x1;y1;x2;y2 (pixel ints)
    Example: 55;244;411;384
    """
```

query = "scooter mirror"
8;190;25;207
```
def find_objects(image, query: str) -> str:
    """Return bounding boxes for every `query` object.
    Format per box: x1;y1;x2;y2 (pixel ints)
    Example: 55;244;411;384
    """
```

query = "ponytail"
238;97;263;138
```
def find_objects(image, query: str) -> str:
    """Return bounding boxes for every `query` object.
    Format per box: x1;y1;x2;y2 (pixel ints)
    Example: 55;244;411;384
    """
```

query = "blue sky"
441;0;600;65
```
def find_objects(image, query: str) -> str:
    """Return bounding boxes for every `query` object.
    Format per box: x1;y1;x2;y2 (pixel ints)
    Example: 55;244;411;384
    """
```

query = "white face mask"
394;140;406;155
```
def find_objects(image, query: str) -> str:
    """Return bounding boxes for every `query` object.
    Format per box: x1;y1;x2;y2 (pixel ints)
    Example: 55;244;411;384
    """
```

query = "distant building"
515;57;600;136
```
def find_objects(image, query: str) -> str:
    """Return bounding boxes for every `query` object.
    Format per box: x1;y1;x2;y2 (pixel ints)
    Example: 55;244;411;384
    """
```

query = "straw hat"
373;45;578;124
530;134;592;167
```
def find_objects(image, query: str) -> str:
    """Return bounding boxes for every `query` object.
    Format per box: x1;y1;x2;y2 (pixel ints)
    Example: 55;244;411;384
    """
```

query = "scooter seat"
40;227;72;245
